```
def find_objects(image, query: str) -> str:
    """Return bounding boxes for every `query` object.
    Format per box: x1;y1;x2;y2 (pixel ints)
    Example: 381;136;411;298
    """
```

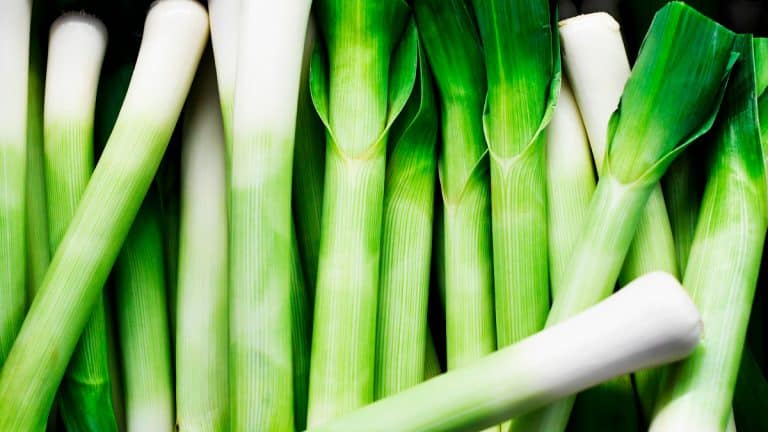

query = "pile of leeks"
1;0;768;431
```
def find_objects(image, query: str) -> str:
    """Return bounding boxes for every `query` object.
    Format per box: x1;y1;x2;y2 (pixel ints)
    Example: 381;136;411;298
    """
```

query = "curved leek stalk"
176;55;229;431
472;0;559;351
414;0;496;373
374;46;438;398
306;0;416;424
116;200;174;432
0;2;208;429
43;14;117;431
310;272;702;432
0;0;31;366
650;34;768;432
515;4;736;430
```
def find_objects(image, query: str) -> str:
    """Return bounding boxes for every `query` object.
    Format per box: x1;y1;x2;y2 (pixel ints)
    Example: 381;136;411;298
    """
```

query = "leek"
310;272;702;432
290;222;312;431
414;0;496;372
662;152;703;274
306;0;416;423
545;78;595;298
292;18;326;292
472;0;559;350
0;2;208;428
43;14;117;430
116;199;174;431
515;4;736;430
207;0;238;156
374;44;438;398
228;0;311;429
650;34;768;432
25;0;50;299
0;0;31;366
557;11;684;420
176;54;229;431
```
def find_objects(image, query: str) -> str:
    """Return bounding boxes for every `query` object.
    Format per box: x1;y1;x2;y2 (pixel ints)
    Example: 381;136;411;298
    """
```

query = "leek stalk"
228;0;311;429
414;0;496;372
0;2;208;428
310;273;702;432
650;34;768;432
43;14;117;430
515;4;736;430
175;55;229;431
374;45;438;398
0;0;32;366
306;0;416;424
472;0;559;351
116;199;174;432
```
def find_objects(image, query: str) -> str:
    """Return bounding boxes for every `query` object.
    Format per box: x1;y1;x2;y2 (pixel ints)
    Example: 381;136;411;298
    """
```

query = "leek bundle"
472;0;559;351
414;0;496;372
0;0;32;366
228;0;311;429
515;3;736;429
175;55;229;431
311;273;702;432
650;35;768;432
374;43;438;398
43;14;117;430
306;0;417;424
0;2;208;429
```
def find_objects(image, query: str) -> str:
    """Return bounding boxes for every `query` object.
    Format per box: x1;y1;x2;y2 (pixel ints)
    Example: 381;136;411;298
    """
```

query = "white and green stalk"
306;0;416;424
207;0;240;155
310;272;703;432
558;11;679;419
0;2;208;429
472;0;559;352
0;0;32;365
229;1;311;430
25;0;50;299
545;78;595;298
374;47;438;399
43;14;117;430
116;200;174;432
176;55;229;431
414;0;496;373
515;4;736;430
292;17;326;293
650;35;768;432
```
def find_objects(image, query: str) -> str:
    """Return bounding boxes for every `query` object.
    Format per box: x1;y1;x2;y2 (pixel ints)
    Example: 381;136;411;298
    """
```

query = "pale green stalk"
43;14;117;431
374;47;438;398
292;18;326;292
650;35;768;432
116;200;174;431
545;78;595;297
290;223;312;431
414;0;496;373
0;2;208;429
309;273;703;432
306;0;416;424
229;1;311;430
472;0;559;351
558;11;681;419
515;4;736;430
176;54;229;431
0;0;31;366
25;0;50;299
